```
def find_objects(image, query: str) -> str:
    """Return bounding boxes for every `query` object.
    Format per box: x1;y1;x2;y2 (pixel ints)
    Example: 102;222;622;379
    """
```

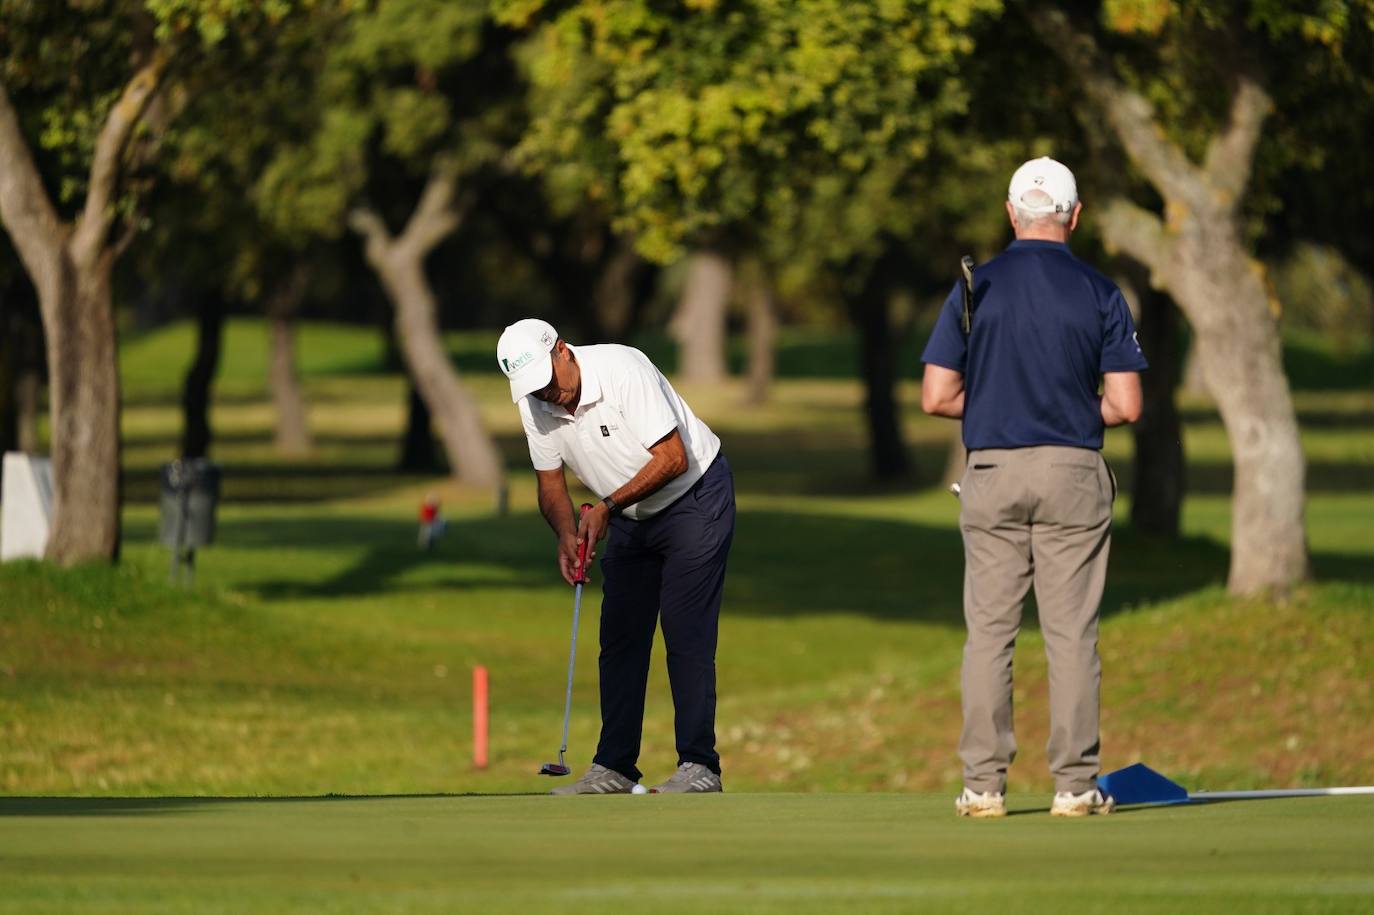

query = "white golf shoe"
1050;787;1116;817
955;787;1007;818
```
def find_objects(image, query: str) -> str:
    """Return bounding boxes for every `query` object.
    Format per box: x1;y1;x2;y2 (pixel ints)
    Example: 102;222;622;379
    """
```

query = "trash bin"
159;459;221;581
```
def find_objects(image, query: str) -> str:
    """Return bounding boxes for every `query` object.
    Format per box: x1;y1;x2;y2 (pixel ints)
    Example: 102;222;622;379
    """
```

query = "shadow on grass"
0;793;546;818
122;466;450;505
1111;459;1374;495
216;508;1282;625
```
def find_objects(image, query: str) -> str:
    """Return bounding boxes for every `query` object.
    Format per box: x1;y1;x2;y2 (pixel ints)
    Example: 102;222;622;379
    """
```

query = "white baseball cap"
1008;157;1078;214
497;318;558;403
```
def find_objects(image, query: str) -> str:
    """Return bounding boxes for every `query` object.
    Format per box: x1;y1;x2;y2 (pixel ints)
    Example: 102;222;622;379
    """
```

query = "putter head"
538;762;571;777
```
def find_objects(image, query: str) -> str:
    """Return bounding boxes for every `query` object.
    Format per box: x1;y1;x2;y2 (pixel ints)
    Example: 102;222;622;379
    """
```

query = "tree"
670;250;733;385
0;1;322;564
504;0;1004;474
265;263;315;455
1119;257;1185;537
256;0;510;497
1024;1;1372;593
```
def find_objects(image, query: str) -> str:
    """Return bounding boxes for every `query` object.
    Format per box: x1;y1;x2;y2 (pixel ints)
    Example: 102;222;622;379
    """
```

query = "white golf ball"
631;783;648;795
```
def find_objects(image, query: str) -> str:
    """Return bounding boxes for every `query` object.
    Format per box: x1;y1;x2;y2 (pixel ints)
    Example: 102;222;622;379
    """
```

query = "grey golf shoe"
650;762;723;794
549;763;636;795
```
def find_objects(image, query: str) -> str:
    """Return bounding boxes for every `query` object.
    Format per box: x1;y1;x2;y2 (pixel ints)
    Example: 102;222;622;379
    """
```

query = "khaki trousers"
957;446;1114;795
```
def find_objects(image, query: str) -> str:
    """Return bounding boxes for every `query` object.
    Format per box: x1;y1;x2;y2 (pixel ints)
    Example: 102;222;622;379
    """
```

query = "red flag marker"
473;665;489;769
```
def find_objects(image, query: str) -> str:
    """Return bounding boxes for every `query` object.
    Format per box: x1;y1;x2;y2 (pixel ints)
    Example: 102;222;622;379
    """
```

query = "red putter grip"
573;503;593;584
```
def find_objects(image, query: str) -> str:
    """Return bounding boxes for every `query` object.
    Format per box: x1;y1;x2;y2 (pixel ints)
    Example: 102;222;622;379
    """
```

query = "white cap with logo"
1008;156;1078;215
497;318;558;403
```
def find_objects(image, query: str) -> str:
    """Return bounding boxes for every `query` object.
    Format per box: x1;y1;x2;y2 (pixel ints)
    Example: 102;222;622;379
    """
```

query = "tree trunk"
1162;220;1306;589
848;256;910;480
594;239;650;341
1179;342;1209;397
1036;9;1307;595
41;258;123;562
349;164;505;492
743;263;778;406
180;294;224;459
1119;259;1185;537
670;250;732;384
0;58;165;565
397;381;438;471
267;264;313;455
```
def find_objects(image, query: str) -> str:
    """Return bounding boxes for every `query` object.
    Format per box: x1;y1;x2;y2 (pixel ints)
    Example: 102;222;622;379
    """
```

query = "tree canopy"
504;0;1003;287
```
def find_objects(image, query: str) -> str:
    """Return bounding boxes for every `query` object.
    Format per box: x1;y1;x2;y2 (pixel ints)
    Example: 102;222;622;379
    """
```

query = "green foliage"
1083;1;1374;248
0;0;315;213
506;0;1003;275
252;0;505;242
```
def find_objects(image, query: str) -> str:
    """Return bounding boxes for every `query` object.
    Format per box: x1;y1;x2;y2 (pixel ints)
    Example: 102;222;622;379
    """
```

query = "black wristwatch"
601;495;622;516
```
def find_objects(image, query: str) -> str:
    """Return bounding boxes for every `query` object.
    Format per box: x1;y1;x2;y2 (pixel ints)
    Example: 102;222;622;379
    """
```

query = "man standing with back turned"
498;318;735;795
921;157;1146;818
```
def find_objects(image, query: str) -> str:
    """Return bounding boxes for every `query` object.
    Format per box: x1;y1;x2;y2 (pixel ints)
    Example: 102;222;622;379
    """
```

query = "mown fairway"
3;793;1373;914
2;321;1373;911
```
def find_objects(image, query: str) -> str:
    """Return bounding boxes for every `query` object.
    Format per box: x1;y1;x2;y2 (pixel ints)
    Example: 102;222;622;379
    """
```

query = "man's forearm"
609;443;688;510
1100;395;1136;426
537;477;576;538
928;392;964;419
921;365;966;418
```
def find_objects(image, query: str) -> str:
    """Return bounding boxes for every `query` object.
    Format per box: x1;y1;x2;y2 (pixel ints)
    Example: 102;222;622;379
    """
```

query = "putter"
539;503;594;777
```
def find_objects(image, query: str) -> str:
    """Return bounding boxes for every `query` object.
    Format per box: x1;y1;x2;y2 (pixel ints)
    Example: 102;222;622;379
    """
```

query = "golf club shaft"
556;503;594;759
557;580;583;755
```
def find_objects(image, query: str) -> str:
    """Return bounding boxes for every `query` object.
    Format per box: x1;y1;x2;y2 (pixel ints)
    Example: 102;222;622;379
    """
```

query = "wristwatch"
601;495;622;516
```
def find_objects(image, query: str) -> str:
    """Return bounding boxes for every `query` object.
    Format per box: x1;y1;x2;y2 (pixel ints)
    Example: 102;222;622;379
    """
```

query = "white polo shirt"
517;344;721;520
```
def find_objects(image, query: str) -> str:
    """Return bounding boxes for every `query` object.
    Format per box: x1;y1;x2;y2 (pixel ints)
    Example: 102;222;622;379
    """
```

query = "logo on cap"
501;351;536;375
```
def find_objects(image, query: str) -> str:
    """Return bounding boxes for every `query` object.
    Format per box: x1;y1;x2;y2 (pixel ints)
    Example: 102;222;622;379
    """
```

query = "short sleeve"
617;358;679;449
519;400;562;471
1099;289;1150;373
921;282;968;372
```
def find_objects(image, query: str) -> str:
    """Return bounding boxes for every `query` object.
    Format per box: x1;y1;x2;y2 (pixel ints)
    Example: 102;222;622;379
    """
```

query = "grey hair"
1013;206;1073;228
1012;187;1072;228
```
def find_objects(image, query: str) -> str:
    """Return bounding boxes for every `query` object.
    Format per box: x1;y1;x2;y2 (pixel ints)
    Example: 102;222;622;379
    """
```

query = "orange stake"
473;665;489;769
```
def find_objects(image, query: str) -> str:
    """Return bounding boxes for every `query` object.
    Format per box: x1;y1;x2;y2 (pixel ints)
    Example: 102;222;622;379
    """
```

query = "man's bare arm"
921;364;966;419
1101;372;1143;426
535;467;583;584
579;428;689;547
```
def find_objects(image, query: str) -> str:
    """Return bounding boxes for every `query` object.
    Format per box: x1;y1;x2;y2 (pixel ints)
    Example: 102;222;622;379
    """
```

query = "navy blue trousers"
593;454;735;781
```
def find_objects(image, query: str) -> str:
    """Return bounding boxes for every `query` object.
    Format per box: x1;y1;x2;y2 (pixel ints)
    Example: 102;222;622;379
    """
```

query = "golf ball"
631;784;648;795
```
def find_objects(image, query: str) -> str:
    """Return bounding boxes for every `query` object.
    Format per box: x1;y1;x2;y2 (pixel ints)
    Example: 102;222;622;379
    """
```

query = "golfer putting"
921;157;1147;818
498;318;735;795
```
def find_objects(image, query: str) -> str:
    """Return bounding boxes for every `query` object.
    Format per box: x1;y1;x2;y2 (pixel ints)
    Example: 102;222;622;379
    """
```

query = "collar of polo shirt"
536;344;603;417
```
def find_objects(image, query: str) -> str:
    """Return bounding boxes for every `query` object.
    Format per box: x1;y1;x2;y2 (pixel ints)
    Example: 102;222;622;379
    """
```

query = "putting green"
3;793;1372;913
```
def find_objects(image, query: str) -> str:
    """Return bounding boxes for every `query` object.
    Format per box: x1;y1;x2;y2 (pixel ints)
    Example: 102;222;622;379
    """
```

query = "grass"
3;319;1374;911
3;793;1373;914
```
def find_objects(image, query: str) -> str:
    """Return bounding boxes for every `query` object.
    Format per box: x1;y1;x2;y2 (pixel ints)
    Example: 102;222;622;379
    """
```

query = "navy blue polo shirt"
921;239;1148;451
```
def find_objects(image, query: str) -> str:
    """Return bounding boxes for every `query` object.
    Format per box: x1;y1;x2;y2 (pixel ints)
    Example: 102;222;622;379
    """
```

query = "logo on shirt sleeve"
600;425;611;437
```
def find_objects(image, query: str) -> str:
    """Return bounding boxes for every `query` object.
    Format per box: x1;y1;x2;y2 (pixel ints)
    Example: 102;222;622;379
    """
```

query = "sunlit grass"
3;322;1372;801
